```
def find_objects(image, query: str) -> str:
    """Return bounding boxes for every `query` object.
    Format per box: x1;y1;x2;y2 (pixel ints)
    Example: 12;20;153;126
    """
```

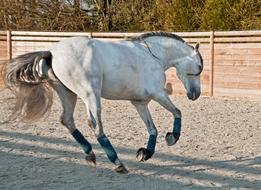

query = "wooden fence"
0;30;261;99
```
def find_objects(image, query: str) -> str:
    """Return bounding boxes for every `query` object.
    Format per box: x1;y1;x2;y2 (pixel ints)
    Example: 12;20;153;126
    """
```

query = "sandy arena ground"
0;89;260;190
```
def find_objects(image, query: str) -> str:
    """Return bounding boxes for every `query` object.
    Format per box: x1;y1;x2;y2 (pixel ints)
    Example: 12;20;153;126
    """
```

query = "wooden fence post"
6;30;12;60
209;31;215;97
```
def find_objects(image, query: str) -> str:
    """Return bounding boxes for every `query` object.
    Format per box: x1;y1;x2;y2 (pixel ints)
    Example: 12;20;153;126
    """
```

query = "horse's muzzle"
187;88;200;101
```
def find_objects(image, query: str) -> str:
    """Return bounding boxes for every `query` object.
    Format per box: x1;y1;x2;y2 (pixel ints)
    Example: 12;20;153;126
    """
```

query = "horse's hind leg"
131;101;158;162
152;91;182;146
82;88;128;174
50;81;96;166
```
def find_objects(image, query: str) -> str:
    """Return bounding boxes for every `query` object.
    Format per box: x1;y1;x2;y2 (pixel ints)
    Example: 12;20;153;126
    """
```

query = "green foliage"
234;0;261;30
163;0;205;31
201;0;238;30
0;0;260;31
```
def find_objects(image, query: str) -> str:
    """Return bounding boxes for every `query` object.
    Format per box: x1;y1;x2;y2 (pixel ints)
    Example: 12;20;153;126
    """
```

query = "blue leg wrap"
97;134;118;163
173;117;181;135
147;135;157;154
72;129;92;154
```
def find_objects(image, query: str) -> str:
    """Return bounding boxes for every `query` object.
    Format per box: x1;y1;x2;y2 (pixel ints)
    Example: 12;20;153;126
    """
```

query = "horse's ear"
195;42;200;50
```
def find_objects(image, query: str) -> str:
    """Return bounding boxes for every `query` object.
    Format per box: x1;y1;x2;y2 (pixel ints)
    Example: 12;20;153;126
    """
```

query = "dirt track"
0;89;260;190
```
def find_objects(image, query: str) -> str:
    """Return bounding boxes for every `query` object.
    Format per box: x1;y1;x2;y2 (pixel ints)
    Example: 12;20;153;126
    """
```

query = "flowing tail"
3;51;54;122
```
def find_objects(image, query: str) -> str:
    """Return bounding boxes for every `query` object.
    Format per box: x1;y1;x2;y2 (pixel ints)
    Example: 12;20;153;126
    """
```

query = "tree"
201;0;239;31
0;0;259;31
160;0;205;31
109;0;157;31
0;0;98;31
234;0;261;30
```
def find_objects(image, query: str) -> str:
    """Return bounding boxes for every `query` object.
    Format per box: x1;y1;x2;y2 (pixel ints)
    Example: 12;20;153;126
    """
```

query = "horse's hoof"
115;164;128;174
136;148;153;162
85;152;96;167
165;132;180;146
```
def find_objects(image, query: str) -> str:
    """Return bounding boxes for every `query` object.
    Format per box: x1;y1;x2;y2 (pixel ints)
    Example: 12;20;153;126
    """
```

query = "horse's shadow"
0;130;260;190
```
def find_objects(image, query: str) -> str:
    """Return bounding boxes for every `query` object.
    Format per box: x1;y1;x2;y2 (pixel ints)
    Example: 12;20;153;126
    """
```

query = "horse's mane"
130;31;186;43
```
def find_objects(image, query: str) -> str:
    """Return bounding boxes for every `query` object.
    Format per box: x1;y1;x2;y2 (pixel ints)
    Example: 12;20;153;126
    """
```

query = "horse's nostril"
192;92;196;100
187;92;193;100
187;91;200;101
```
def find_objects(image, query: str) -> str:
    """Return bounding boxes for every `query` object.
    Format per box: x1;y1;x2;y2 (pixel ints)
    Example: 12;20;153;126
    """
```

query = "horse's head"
175;43;203;101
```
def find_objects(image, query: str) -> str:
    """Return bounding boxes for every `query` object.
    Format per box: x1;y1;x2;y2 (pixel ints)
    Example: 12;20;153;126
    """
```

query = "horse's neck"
145;38;190;70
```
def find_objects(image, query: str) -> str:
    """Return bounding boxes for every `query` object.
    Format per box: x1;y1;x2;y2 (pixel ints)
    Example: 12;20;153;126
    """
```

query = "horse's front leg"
152;92;182;146
131;101;158;162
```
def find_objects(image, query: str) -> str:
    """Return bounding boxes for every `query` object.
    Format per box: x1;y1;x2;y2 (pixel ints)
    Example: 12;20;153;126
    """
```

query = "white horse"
3;32;203;173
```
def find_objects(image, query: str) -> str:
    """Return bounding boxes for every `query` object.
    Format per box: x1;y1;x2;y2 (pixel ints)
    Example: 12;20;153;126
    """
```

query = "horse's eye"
187;64;203;76
187;70;201;77
187;73;196;76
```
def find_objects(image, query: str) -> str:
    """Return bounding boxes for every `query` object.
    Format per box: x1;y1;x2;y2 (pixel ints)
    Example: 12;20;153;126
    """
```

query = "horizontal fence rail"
0;30;261;99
